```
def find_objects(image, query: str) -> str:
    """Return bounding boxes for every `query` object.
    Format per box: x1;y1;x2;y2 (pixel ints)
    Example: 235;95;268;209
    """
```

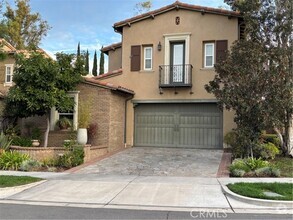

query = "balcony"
159;64;193;88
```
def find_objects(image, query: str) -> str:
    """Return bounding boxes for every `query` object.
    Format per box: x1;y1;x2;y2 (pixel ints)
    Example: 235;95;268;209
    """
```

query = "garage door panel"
135;112;176;147
134;103;222;148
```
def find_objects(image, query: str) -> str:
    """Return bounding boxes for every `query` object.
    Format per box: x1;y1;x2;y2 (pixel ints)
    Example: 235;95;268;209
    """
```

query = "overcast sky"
5;0;229;73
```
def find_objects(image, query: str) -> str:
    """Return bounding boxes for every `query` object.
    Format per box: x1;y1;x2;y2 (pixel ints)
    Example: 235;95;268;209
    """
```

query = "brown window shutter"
131;45;141;71
216;40;228;63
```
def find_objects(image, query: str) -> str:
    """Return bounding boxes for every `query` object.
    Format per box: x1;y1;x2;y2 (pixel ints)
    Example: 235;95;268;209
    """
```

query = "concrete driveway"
76;147;223;177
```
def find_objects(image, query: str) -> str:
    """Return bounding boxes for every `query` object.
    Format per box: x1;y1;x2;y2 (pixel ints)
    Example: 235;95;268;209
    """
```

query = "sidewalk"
0;171;292;214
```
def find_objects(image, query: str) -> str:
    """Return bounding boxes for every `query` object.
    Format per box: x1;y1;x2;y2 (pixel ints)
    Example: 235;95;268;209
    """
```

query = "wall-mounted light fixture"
157;41;162;51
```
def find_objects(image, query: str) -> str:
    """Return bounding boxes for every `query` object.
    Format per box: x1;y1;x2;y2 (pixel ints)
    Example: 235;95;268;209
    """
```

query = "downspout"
124;95;133;148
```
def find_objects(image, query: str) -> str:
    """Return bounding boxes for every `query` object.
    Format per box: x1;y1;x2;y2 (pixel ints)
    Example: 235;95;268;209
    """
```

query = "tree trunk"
274;127;284;149
284;113;293;156
43;114;50;148
288;115;293;156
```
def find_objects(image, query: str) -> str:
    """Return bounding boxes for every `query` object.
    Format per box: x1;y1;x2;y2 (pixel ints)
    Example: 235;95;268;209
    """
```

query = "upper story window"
203;40;228;68
144;47;152;70
204;43;215;68
5;64;14;84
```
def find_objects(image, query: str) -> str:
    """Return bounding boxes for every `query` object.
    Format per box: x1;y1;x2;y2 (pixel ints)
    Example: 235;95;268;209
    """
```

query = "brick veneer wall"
10;146;67;161
77;82;129;151
108;91;127;152
10;145;109;163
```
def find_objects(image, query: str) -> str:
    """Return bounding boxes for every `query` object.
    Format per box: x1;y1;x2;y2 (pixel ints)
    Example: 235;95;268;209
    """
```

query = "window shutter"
131;45;141;71
216;40;228;63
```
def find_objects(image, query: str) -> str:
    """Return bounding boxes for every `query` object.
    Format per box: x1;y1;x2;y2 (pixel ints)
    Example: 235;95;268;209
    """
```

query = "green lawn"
227;182;293;201
0;175;43;188
269;157;293;177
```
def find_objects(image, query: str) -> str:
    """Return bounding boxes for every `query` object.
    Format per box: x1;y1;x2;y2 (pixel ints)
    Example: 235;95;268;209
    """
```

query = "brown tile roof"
0;38;17;53
0;38;51;58
83;77;134;95
94;68;123;80
114;1;240;32
101;42;122;55
17;48;52;59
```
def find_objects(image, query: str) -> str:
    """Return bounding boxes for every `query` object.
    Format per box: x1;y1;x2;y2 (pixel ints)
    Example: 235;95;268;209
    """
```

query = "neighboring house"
97;1;242;149
0;39;18;96
0;38;52;131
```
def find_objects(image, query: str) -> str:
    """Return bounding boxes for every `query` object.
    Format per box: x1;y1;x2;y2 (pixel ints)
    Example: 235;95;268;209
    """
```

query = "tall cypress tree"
85;49;89;74
92;50;98;76
99;47;104;75
77;42;80;57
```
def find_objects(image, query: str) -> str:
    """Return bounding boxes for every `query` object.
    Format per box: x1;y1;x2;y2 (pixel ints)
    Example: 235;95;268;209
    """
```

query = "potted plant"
31;127;41;147
77;100;90;145
56;117;72;130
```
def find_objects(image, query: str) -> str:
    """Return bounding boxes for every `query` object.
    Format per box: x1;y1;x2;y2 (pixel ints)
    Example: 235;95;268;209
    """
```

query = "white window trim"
204;43;215;68
163;33;191;66
5;64;14;85
143;46;153;70
50;91;79;131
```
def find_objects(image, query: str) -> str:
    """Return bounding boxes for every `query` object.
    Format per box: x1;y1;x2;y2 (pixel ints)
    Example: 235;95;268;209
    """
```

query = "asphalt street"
0;203;292;220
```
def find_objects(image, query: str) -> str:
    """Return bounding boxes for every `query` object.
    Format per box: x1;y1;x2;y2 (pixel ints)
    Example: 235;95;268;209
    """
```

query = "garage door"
134;103;222;148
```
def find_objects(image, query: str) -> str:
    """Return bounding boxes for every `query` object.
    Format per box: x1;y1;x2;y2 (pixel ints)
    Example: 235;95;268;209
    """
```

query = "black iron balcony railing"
159;64;193;88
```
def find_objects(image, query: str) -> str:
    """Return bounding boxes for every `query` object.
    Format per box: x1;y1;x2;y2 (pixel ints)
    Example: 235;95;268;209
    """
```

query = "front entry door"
170;42;185;84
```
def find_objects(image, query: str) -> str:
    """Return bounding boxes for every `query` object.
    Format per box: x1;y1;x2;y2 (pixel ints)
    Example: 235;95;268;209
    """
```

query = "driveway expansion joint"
104;175;140;207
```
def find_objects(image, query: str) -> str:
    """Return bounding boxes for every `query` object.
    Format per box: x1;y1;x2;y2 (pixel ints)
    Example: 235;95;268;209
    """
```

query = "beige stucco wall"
108;47;122;72
0;55;15;95
100;9;239;146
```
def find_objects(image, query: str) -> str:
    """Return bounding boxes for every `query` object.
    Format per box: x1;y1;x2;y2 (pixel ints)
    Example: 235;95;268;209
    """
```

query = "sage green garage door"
134;103;222;148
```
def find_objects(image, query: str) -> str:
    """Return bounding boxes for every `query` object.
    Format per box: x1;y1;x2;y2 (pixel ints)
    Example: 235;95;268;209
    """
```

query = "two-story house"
96;1;242;149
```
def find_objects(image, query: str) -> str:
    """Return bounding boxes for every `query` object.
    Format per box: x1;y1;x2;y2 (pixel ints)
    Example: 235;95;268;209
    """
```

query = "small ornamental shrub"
31;127;42;140
255;167;281;177
231;169;246;177
11;136;32;147
254;142;280;159
56;145;84;168
261;133;281;148
56;117;72;130
229;157;278;177
245;157;269;170
0;132;12;151
229;158;251;173
19;159;41;171
0;151;30;170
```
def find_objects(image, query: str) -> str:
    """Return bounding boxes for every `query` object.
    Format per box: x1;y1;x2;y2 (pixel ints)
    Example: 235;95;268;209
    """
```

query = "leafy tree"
75;43;87;76
92;50;97;76
134;1;152;15
5;52;82;147
99;47;104;75
1;0;50;49
206;0;293;156
85;49;89;74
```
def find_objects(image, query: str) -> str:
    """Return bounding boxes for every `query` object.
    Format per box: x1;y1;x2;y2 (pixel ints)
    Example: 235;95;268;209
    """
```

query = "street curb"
221;185;293;208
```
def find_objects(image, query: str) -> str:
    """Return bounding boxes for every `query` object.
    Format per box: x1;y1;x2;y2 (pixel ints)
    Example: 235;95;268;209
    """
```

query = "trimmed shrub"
245;157;269;170
0;151;30;170
229;157;281;177
254;142;280;159
255;167;281;177
56;146;84;168
261;134;281;147
229;158;251;173
11;136;32;147
231;169;246;177
19;159;41;171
